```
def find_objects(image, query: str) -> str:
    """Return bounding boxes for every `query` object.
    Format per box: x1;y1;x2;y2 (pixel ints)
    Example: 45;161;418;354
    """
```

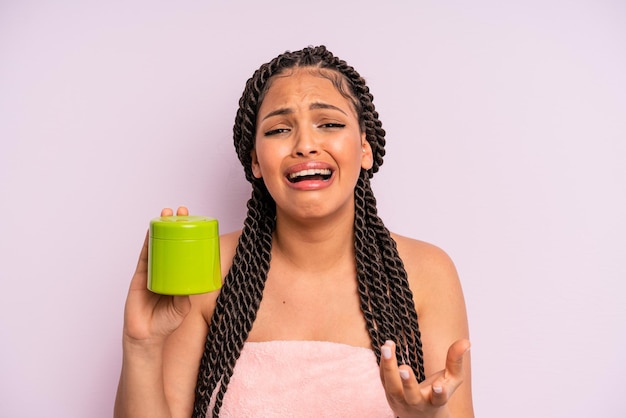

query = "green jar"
148;216;221;295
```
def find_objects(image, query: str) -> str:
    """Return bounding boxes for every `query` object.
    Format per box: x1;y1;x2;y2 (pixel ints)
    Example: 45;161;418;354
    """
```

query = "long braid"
194;45;424;416
330;47;424;377
355;172;425;380
193;183;275;417
354;173;389;351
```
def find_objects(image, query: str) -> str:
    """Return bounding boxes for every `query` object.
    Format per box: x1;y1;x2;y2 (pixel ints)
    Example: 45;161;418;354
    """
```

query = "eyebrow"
261;102;348;121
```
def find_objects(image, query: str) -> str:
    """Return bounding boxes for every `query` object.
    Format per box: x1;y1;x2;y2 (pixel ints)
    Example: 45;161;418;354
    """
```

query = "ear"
360;134;373;170
250;149;263;178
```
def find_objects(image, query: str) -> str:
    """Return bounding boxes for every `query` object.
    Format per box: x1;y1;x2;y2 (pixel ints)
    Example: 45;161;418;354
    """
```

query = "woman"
115;45;473;418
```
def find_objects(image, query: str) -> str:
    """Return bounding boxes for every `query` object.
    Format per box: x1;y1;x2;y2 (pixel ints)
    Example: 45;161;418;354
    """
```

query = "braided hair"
193;45;424;417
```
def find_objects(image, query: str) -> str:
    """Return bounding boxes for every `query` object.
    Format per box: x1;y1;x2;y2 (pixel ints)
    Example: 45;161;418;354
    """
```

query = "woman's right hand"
122;206;192;346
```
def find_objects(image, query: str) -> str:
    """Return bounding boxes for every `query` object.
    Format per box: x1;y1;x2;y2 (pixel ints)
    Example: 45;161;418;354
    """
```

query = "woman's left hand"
380;339;470;418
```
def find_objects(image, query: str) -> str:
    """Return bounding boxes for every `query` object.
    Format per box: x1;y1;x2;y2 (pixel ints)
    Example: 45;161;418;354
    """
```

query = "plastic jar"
148;215;221;295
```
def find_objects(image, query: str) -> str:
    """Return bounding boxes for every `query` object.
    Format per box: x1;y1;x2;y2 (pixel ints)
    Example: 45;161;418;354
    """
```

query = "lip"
284;161;335;191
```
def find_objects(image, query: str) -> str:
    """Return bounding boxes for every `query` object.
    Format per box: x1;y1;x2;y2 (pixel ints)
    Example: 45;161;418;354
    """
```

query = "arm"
415;242;473;416
114;207;213;418
380;235;474;418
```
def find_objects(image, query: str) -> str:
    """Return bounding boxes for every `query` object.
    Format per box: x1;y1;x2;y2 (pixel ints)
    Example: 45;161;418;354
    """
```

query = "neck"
272;208;356;273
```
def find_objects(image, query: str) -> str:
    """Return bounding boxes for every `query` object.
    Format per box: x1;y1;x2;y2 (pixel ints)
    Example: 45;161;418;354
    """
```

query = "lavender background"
1;1;625;416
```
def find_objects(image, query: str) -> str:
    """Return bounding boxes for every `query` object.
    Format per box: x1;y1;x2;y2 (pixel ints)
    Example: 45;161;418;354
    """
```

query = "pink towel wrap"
209;340;395;417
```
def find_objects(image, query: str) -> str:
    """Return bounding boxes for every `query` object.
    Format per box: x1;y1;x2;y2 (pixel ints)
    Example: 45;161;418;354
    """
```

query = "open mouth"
287;168;333;183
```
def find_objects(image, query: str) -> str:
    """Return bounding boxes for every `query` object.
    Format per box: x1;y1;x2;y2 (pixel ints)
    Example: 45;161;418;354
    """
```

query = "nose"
293;126;319;157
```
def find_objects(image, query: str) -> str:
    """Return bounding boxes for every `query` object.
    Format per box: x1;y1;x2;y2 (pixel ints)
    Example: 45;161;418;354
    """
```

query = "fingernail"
399;370;410;380
381;346;392;360
433;385;443;394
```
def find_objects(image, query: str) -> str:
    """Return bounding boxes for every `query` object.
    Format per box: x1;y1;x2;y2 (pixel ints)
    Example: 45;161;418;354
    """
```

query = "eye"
264;128;291;136
319;123;346;129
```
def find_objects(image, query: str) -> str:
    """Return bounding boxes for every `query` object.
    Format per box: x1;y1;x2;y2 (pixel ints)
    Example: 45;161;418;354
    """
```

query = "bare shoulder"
389;232;468;351
390;232;460;299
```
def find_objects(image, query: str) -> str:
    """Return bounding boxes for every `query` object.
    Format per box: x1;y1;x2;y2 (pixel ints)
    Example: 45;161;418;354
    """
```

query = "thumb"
172;295;192;318
445;339;471;379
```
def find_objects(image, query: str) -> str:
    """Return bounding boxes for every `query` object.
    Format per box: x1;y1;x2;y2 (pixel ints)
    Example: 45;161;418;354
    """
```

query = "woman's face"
251;68;373;222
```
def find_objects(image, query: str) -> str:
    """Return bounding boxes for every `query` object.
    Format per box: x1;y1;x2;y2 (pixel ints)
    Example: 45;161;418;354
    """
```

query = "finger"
429;376;449;407
176;206;189;216
129;232;150;291
398;365;422;405
379;341;406;402
161;207;174;217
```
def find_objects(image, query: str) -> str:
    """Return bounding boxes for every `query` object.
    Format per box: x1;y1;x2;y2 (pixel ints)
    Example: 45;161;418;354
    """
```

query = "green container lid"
150;215;219;240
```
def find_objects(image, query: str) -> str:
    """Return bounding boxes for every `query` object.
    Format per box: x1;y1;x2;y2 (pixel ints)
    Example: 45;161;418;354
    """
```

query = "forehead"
259;68;355;113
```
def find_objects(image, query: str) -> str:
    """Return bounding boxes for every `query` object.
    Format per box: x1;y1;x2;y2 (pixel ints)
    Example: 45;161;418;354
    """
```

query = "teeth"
288;168;332;180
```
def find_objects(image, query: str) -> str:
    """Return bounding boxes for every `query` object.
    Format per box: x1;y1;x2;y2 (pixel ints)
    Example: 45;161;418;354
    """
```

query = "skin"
114;69;473;418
